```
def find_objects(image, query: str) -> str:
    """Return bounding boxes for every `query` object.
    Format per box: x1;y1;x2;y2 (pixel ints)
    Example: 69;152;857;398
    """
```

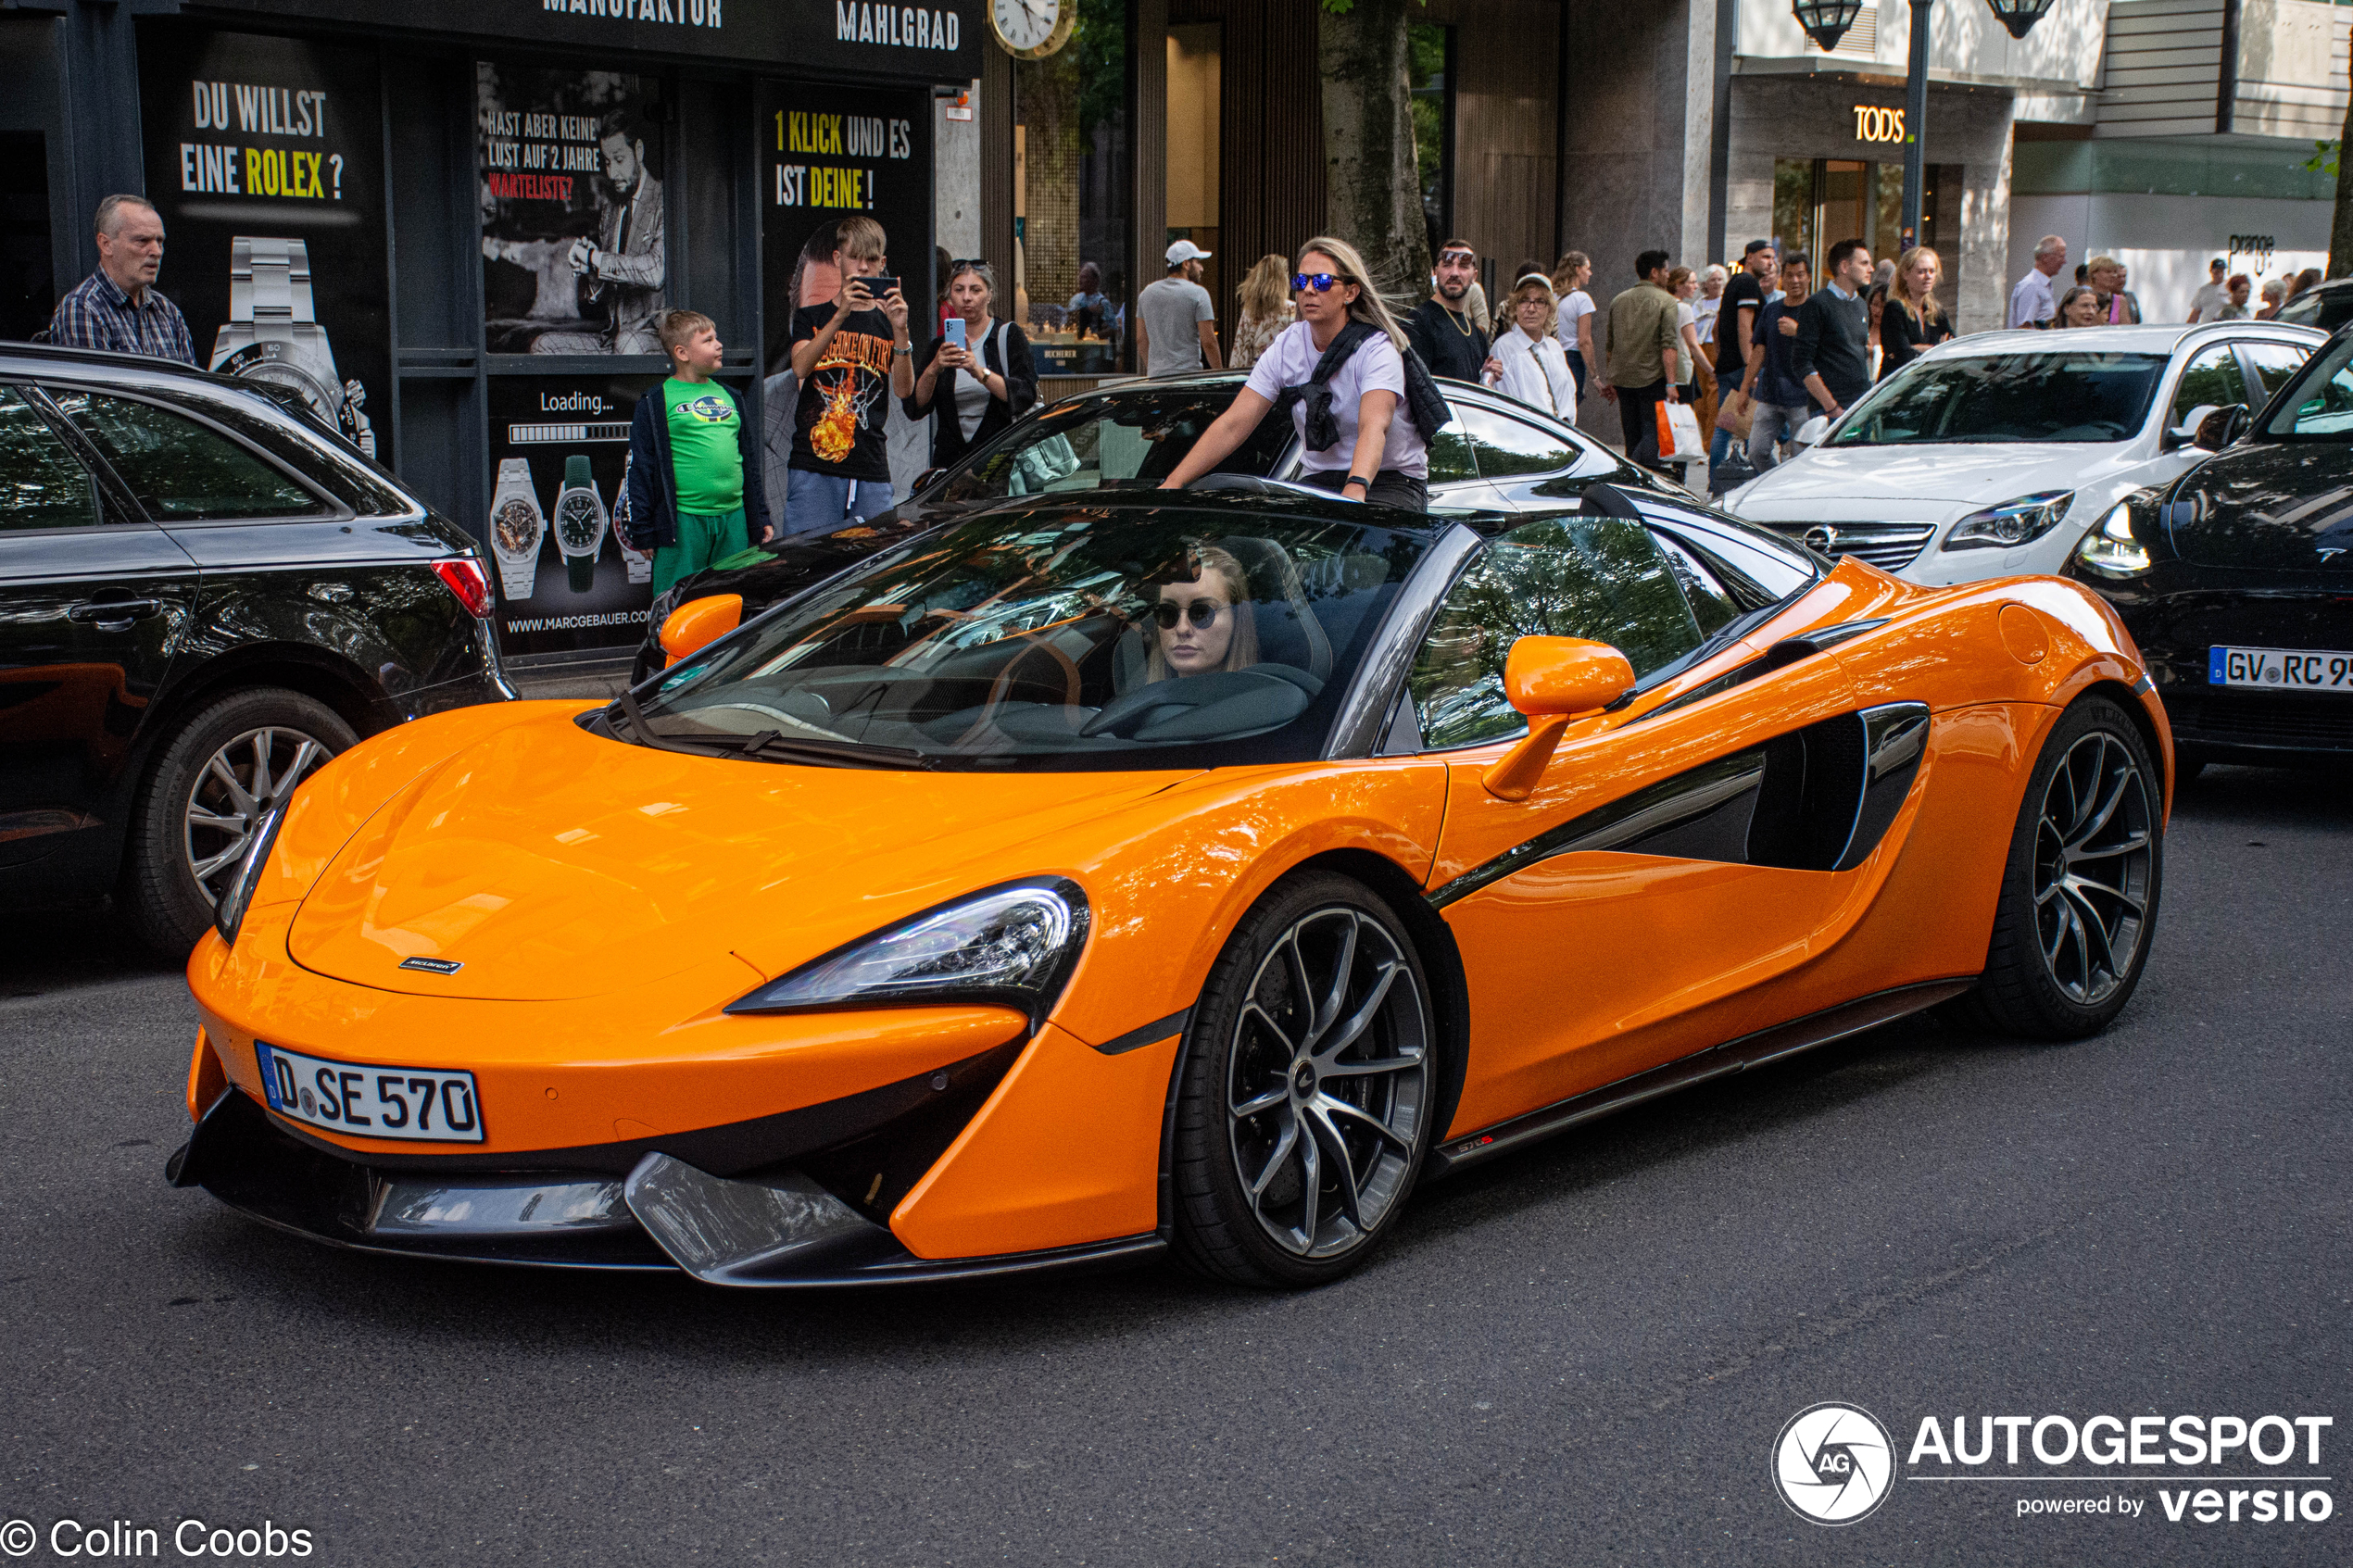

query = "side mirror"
2193;404;2248;451
912;466;945;494
1793;416;1831;449
2164;404;2221;451
1481;636;1637;800
659;594;742;668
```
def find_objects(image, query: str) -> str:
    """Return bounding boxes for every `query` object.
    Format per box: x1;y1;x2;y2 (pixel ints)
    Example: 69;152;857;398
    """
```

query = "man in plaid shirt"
48;195;195;364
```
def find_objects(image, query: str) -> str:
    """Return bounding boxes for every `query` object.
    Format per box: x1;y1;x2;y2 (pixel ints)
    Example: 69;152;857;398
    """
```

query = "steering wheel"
951;626;1089;747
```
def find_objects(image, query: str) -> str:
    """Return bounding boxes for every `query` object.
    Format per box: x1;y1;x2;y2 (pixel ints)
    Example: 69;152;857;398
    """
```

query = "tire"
120;687;356;959
1171;872;1438;1288
1956;696;2162;1040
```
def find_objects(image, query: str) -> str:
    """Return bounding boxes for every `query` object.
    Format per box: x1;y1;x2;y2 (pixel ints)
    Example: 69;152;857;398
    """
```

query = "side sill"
1423;977;1976;1178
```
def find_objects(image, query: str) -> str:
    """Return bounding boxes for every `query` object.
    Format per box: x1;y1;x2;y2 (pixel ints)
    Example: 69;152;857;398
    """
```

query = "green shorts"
652;507;749;597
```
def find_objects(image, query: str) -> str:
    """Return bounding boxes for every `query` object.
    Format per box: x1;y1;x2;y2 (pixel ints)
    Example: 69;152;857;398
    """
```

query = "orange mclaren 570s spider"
170;482;2170;1289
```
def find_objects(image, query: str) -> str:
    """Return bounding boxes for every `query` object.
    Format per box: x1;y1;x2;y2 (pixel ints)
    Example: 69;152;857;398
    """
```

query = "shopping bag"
1655;399;1705;461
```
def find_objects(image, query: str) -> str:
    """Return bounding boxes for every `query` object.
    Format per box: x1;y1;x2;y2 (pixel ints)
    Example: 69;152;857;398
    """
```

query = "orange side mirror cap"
1481;636;1635;800
660;595;743;668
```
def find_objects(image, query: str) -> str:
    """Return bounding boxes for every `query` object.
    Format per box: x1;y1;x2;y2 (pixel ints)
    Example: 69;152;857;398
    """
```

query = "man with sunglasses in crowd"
1404;239;1491;383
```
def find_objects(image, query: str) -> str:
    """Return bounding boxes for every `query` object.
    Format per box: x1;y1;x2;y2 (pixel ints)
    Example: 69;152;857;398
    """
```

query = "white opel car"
1725;323;2323;584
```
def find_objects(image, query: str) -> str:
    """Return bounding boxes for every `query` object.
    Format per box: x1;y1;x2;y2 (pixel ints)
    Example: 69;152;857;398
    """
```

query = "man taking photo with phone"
784;216;914;539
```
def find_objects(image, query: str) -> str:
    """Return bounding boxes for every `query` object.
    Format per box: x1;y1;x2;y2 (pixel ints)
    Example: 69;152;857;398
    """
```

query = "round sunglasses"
1152;598;1228;630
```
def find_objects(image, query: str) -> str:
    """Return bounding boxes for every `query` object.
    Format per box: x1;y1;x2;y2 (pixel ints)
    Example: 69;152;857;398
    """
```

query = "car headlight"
726;879;1089;1022
2074;500;2155;578
214;804;286;947
1944;490;2075;551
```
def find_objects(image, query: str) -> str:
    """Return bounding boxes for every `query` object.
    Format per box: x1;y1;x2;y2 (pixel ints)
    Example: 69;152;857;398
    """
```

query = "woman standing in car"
1160;236;1445;509
904;259;1037;471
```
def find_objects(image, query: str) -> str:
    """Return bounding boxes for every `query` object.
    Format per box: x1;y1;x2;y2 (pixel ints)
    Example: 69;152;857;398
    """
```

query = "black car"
2272;278;2353;334
0;344;510;952
633;373;1675;681
2065;326;2353;771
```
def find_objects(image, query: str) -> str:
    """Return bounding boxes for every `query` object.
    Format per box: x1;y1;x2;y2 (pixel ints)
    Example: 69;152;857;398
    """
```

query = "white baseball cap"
1165;239;1213;266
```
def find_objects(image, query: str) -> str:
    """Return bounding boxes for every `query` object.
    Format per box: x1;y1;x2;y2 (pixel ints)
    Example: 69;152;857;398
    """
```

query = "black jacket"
903;320;1038;470
1791;286;1872;410
623;381;775;550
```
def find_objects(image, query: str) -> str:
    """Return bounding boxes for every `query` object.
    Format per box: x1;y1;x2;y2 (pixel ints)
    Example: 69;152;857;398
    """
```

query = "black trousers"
1613;379;1674;473
1297;468;1429;510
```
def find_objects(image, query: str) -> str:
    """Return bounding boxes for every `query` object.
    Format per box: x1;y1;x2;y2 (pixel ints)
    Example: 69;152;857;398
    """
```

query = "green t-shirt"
661;378;745;514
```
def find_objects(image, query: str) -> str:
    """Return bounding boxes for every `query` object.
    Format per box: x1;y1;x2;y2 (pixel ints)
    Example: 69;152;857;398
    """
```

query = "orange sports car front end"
170;488;2171;1288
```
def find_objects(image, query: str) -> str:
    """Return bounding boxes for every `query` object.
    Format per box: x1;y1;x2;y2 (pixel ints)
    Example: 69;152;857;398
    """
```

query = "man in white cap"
1136;238;1221;377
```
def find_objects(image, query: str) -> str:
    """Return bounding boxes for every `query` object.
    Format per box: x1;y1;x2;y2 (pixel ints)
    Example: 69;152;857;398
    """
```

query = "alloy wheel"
2032;730;2154;1006
1226;906;1430;1260
182;725;333;907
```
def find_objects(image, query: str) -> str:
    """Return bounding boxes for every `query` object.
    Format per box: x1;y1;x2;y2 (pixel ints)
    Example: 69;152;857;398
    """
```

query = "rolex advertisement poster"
137;24;390;458
488;373;687;658
479;65;667;356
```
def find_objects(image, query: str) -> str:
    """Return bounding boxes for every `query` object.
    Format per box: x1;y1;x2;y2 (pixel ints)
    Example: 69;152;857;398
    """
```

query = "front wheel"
1171;872;1437;1288
1957;696;2162;1039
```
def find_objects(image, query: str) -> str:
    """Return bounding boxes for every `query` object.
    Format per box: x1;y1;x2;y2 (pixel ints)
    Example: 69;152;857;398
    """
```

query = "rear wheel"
1171;872;1436;1288
120;687;355;958
1958;697;2161;1039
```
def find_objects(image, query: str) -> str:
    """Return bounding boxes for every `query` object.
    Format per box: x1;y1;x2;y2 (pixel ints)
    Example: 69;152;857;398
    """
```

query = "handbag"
1655;399;1705;461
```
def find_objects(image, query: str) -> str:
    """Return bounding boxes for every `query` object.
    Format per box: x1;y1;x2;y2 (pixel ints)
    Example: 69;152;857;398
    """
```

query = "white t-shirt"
2189;280;2228;321
1139;276;1216;376
1556;290;1596;355
1674;300;1697;385
1488;327;1577;420
1243;320;1429;478
1693;295;1721;345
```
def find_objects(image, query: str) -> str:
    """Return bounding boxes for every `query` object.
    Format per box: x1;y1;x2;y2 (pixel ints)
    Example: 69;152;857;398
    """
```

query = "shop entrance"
1772;157;1959;289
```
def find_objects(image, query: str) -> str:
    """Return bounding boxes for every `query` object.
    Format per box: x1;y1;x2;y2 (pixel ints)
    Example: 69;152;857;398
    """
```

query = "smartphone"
944;317;967;351
857;273;900;299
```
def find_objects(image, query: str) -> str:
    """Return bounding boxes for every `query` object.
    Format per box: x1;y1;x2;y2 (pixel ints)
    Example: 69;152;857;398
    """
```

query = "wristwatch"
209;236;377;458
489;458;546;601
552;455;608;593
610;456;652;584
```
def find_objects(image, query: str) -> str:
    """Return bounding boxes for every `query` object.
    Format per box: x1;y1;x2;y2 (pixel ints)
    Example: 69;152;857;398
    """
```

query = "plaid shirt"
49;269;197;365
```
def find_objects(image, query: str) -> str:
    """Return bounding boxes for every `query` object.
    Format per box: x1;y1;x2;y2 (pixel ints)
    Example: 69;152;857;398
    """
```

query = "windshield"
625;504;1432;771
2261;332;2353;437
930;386;1292;506
1827;352;2170;446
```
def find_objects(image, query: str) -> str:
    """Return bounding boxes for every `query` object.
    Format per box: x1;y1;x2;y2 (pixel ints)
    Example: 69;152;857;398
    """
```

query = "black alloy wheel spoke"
1226;907;1430;1260
2030;730;2153;1006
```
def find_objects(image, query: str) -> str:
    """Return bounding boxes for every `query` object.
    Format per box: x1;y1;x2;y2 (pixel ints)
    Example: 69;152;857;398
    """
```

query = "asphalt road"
1;764;2345;1567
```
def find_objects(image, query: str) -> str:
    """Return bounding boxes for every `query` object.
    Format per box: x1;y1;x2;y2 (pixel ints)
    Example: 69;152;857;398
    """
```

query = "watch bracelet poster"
208;236;378;458
486;375;661;658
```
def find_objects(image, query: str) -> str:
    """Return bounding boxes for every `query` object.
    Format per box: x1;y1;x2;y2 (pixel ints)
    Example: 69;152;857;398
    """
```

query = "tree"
1319;0;1428;305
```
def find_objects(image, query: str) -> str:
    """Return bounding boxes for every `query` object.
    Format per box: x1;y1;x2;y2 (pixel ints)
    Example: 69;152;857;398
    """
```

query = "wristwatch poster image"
208;237;379;458
484;374;661;658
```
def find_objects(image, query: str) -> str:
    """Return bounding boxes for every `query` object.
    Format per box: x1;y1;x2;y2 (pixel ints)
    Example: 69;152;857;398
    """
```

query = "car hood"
2163;440;2353;571
286;709;1190;1002
1731;443;2140;520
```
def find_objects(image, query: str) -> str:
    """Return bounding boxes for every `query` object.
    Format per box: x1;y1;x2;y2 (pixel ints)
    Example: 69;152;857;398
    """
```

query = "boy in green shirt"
623;309;775;596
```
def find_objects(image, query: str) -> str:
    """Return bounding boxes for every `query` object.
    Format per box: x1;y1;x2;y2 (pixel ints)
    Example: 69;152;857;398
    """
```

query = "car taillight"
433;558;492;618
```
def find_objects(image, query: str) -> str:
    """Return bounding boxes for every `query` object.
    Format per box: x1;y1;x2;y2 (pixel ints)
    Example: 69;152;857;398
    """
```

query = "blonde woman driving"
1149;545;1260;679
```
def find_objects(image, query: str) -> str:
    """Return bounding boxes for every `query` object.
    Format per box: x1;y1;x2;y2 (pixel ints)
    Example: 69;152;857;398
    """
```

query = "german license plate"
2208;646;2353;692
254;1041;485;1143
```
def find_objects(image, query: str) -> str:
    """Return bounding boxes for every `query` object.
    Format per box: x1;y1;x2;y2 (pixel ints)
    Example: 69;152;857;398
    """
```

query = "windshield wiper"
612;689;726;756
727;729;937;771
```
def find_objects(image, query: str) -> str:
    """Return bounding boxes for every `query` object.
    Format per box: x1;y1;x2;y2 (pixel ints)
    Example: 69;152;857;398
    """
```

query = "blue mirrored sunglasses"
1292;272;1351;294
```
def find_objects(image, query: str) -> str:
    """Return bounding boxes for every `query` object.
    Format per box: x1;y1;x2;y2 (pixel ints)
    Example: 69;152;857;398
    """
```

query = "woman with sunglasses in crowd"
1162;236;1445;509
1148;544;1260;681
1485;272;1577;420
903;258;1037;471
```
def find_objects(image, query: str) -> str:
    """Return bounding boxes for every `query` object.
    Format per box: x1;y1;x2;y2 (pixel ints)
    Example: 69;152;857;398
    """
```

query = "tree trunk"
1319;0;1428;307
2334;27;2353;276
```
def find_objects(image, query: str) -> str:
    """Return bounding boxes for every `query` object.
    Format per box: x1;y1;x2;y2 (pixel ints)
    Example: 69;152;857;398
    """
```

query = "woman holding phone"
904;258;1038;471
